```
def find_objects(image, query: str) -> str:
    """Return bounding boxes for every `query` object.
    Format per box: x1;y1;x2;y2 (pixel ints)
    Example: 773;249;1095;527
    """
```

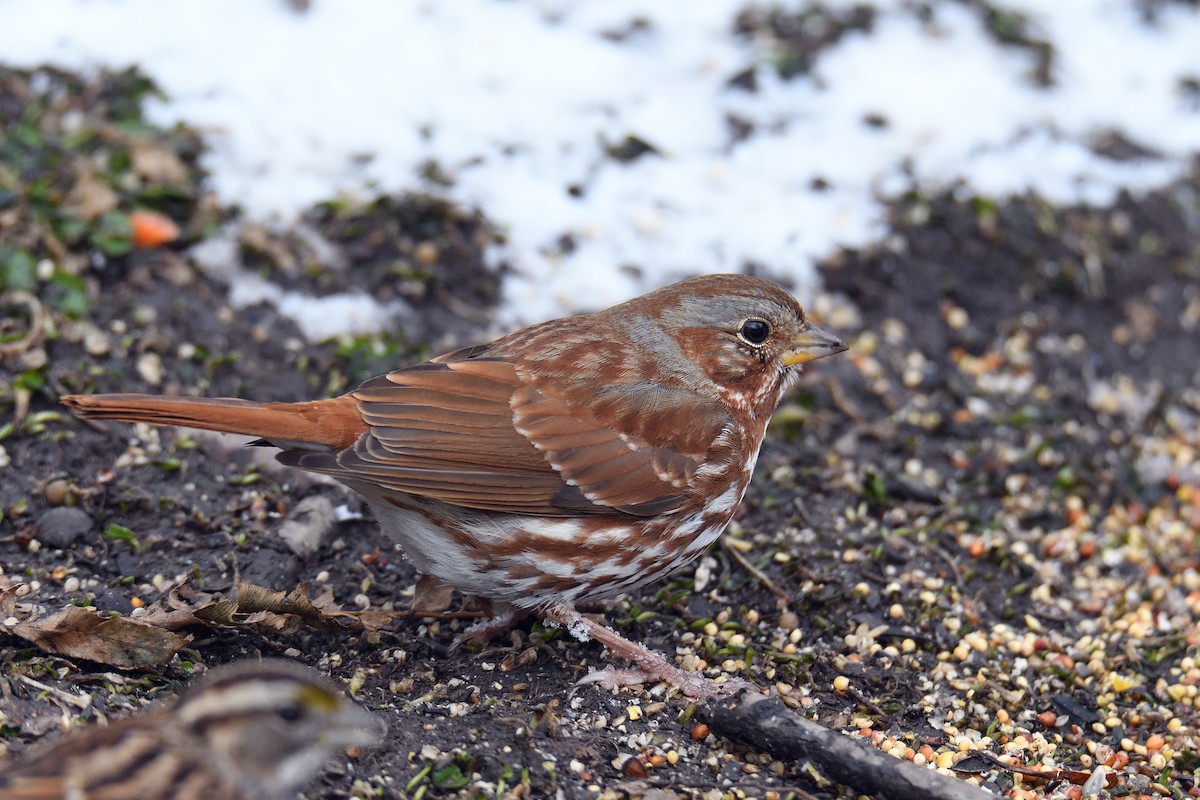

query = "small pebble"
36;507;93;548
43;479;71;506
136;352;164;386
414;241;440;265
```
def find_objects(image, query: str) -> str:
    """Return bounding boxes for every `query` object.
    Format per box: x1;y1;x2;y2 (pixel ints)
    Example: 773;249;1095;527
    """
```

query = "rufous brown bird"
0;660;382;800
63;274;846;696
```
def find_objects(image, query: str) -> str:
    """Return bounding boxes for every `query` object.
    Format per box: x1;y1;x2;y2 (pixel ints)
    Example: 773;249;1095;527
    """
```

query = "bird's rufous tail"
61;394;365;451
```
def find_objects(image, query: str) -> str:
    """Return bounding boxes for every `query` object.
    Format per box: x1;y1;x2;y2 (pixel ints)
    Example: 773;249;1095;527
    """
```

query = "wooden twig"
17;675;92;710
702;691;994;800
722;538;792;608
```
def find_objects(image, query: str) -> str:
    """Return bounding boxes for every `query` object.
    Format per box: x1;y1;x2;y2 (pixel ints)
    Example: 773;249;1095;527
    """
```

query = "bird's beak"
325;702;386;749
782;322;847;366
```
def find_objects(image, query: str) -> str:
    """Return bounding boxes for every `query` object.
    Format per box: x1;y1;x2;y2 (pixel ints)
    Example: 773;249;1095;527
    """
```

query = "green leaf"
862;470;887;503
1;247;37;291
431;764;470;790
45;270;90;318
90;211;134;256
107;67;162;125
229;471;260;486
15;367;47;392
1054;466;1078;490
54;214;89;244
104;522;142;553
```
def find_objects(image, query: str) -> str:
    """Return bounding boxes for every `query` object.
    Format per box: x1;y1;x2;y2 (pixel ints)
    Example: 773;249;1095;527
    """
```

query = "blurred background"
4;0;1198;330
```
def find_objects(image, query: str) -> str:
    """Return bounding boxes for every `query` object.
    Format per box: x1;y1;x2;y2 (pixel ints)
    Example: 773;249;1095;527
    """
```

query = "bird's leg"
543;603;749;699
451;602;529;649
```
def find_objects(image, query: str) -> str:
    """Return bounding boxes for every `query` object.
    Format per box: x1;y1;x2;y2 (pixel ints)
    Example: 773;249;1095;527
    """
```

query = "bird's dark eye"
277;704;306;723
738;319;771;346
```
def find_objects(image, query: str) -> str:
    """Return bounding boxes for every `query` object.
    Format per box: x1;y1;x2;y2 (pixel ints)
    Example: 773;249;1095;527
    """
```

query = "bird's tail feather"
61;393;364;451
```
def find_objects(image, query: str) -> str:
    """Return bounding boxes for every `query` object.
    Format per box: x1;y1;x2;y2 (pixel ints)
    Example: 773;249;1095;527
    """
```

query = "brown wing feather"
283;351;718;517
510;385;693;515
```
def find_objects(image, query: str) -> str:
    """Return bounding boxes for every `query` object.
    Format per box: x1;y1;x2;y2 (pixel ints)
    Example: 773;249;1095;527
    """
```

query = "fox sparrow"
63;273;846;696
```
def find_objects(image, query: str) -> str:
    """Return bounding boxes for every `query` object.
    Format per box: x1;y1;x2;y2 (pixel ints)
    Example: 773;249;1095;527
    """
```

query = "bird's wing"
281;352;728;517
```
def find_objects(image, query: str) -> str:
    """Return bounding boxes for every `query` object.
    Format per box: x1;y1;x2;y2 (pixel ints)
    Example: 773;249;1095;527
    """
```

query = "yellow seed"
1111;674;1136;692
833;675;850;692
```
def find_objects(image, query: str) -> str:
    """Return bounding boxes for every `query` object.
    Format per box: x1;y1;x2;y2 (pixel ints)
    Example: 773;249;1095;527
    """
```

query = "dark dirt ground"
1;64;1199;800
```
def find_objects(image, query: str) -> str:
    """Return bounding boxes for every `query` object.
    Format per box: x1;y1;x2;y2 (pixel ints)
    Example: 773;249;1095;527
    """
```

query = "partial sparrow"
63;274;846;696
0;659;382;800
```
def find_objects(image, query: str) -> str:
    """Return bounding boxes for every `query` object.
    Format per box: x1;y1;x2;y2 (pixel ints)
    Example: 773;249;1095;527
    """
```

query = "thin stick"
703;691;993;800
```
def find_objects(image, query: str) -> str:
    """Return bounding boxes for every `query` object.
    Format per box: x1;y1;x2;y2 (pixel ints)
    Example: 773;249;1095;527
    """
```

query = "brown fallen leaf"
137;581;315;633
128;136;190;186
412;573;456;614
136;583;235;631
324;607;410;632
0;585;17;618
235;582;333;632
103;579;428;642
10;606;190;670
64;168;120;220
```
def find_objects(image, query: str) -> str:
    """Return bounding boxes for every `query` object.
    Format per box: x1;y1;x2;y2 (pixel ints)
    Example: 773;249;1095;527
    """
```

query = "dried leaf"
189;598;241;626
129;137;190;185
302;581;338;613
329;609;406;631
11;606;189;670
413;573;455;614
235;583;332;632
89;579;399;641
136;583;220;630
0;585;17;618
64;169;119;221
